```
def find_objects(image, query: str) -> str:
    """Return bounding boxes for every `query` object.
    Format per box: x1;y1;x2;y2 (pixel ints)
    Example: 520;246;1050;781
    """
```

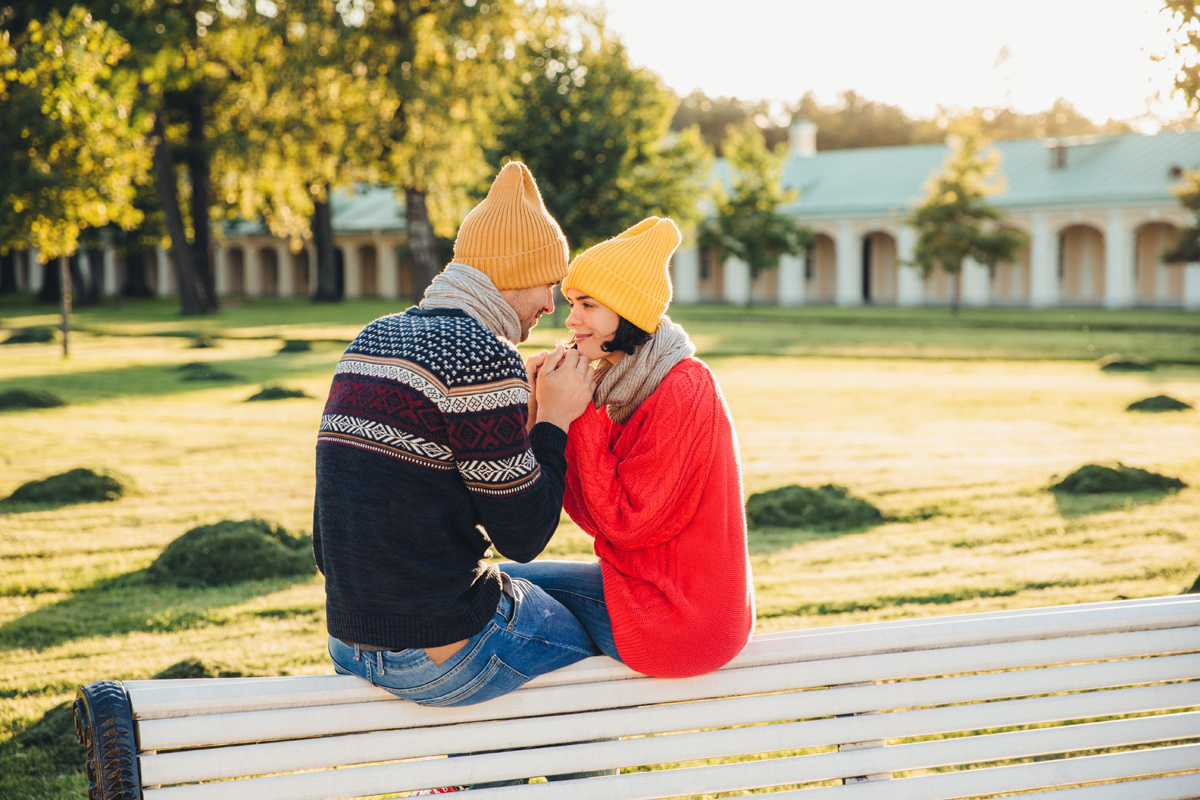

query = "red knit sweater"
563;357;755;678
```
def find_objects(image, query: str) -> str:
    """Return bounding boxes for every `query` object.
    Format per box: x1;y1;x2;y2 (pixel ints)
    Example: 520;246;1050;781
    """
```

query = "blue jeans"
499;560;622;663
328;574;599;707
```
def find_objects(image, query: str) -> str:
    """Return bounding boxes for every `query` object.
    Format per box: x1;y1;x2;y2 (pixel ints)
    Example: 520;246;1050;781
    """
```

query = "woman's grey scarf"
593;316;696;424
419;263;522;344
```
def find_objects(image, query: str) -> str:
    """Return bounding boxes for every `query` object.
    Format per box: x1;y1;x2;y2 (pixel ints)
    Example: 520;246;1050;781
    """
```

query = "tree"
698;123;810;304
908;132;1026;314
490;7;711;253
0;6;150;261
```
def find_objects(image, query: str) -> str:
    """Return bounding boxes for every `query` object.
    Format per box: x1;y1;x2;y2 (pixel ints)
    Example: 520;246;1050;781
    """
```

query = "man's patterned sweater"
313;307;569;650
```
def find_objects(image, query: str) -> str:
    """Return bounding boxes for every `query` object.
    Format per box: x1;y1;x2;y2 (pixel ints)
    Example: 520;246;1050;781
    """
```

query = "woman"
504;217;755;679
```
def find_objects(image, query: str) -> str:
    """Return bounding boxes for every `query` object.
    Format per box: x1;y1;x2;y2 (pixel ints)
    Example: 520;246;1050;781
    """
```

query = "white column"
1185;263;1200;311
961;257;991;307
377;236;398;299
78;250;90;295
14;251;25;291
244;243;262;296
306;244;318;297
896;225;923;307
836;220;862;306
214;244;228;296
779;252;806;306
343;240;361;298
722;256;750;305
103;245;117;296
1029;213;1057;308
29;249;43;292
156;244;170;297
277;241;294;297
1103;210;1132;309
673;245;700;305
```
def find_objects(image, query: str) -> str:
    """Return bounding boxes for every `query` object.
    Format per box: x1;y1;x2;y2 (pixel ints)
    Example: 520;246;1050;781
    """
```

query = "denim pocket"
419;653;529;708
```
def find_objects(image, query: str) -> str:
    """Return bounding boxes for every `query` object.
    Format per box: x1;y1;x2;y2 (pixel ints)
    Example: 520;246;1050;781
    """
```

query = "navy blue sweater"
313;307;568;650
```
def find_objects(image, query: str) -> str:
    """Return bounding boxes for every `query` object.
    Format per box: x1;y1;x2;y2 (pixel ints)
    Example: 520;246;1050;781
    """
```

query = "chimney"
789;119;817;158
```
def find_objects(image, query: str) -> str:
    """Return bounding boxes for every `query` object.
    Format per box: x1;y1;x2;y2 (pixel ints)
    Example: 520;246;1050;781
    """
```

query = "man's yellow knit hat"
562;217;681;333
453;162;568;290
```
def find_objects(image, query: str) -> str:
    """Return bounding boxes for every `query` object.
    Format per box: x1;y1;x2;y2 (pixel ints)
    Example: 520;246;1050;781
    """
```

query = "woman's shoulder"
659;356;716;393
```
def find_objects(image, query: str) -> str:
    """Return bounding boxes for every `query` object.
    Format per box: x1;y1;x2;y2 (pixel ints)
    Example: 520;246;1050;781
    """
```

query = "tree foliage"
490;7;711;252
0;6;150;259
698;123;810;287
908;132;1026;313
1160;0;1200;265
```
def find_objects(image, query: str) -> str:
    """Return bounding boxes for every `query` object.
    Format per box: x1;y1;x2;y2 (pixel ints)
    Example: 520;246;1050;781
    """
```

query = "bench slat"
141;712;1200;800
139;674;1200;786
139;654;1200;785
136;626;1200;750
125;596;1200;720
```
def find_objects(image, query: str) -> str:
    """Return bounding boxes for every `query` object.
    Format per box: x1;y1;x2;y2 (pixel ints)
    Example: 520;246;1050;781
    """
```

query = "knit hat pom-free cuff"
565;256;667;333
456;237;569;290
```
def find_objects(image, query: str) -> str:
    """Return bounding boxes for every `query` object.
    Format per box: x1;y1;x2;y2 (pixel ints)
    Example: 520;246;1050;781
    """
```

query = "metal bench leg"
74;680;143;800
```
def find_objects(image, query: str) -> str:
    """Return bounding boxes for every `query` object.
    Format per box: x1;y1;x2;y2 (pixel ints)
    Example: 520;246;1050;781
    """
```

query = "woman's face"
565;288;621;362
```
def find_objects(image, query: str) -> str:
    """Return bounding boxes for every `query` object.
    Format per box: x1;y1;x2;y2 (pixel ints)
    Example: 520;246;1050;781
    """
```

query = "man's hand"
535;345;594;433
524;350;548;432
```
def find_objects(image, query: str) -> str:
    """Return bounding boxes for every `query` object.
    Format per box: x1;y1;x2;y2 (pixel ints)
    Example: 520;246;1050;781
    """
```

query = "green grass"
2;298;1199;797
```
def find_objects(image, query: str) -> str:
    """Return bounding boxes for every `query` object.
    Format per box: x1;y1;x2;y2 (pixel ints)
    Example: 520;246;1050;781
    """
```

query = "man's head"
452;162;567;340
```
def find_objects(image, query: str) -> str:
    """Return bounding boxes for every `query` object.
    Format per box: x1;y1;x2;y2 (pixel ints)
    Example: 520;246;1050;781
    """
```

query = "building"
672;123;1200;310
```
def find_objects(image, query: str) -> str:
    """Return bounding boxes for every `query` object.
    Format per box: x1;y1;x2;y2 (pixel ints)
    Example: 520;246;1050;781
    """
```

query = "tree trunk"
312;193;341;301
152;106;205;316
0;252;16;294
405;187;440;304
952;270;961;316
185;95;219;310
122;248;154;298
60;256;71;358
37;253;61;304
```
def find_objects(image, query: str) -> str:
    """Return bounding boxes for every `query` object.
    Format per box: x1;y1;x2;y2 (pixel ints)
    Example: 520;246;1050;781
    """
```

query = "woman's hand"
535;345;594;433
524;350;549;432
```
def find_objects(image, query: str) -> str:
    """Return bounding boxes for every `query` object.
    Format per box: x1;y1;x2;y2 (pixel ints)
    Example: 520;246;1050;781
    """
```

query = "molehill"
278;339;312;353
147;519;316;588
1050;463;1186;495
1097;353;1156;372
4;468;128;505
246;386;311;402
1126;395;1193;412
0;388;67;411
746;484;884;531
178;361;238;381
1;326;56;345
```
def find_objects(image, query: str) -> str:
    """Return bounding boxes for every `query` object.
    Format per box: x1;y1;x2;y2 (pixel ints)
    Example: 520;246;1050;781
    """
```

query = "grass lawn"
1;298;1198;797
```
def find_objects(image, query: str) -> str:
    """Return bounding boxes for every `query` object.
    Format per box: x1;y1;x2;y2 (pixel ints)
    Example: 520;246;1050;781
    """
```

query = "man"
314;162;597;707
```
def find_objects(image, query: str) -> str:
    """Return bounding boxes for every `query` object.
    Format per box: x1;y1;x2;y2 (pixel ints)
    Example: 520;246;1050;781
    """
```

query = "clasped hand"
525;345;594;433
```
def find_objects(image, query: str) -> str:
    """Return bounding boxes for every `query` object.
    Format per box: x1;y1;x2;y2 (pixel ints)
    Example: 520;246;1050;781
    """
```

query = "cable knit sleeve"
564;360;723;551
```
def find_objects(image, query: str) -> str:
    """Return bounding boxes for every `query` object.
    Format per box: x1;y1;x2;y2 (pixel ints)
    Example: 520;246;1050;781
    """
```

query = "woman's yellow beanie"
562;217;681;333
453;161;569;290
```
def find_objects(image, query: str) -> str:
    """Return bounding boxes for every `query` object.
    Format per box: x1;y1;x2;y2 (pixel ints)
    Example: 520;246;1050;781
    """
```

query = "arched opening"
697;248;724;302
991;229;1031;304
807;234;836;303
359;244;379;297
750;263;779;304
293;249;310;297
861;231;898;304
397;240;414;300
227;248;245;295
259;247;279;296
1135;222;1184;305
1058;225;1106;304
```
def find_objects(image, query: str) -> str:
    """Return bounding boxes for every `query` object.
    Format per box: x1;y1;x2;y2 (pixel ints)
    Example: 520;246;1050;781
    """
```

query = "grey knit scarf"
419;263;522;344
593;316;696;424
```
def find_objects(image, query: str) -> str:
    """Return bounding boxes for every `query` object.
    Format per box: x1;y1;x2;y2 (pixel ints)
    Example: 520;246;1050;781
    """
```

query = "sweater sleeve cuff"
529;420;568;453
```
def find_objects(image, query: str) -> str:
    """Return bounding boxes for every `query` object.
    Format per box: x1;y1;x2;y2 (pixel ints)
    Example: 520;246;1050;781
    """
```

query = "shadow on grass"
0;350;337;406
757;580;1082;620
748;525;877;556
1052;491;1176;519
0;569;318;653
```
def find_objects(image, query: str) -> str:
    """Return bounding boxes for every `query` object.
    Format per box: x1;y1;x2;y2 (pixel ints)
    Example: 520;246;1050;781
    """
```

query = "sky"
597;0;1190;130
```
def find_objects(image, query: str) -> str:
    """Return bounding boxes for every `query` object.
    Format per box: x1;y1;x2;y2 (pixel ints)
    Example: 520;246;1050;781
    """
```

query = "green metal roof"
224;185;405;237
770;130;1200;218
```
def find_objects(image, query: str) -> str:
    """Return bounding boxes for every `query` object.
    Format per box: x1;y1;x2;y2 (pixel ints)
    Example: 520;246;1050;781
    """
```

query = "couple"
314;162;754;708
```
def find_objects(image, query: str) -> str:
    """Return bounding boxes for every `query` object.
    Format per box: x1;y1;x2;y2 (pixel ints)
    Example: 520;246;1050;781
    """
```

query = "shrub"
278;339;312;353
1097;353;1155;372
190;335;218;348
177;362;238;381
746;484;884;531
1049;463;1186;494
0;389;67;411
1126;395;1193;412
5;468;128;505
146;519;316;588
246;386;311;402
1;326;56;345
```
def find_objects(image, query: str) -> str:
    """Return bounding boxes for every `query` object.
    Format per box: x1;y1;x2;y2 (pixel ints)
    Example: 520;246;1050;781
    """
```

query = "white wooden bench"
74;594;1200;800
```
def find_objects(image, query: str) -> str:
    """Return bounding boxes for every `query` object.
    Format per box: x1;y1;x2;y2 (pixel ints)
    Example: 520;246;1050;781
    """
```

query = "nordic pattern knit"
313;307;569;651
563;357;755;679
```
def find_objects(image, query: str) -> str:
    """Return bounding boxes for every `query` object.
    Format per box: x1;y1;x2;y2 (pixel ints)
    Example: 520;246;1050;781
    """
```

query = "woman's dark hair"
600;316;652;355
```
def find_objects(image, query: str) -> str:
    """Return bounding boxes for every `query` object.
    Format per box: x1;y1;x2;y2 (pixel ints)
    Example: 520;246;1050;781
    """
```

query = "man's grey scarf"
419;263;522;344
593;316;696;424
